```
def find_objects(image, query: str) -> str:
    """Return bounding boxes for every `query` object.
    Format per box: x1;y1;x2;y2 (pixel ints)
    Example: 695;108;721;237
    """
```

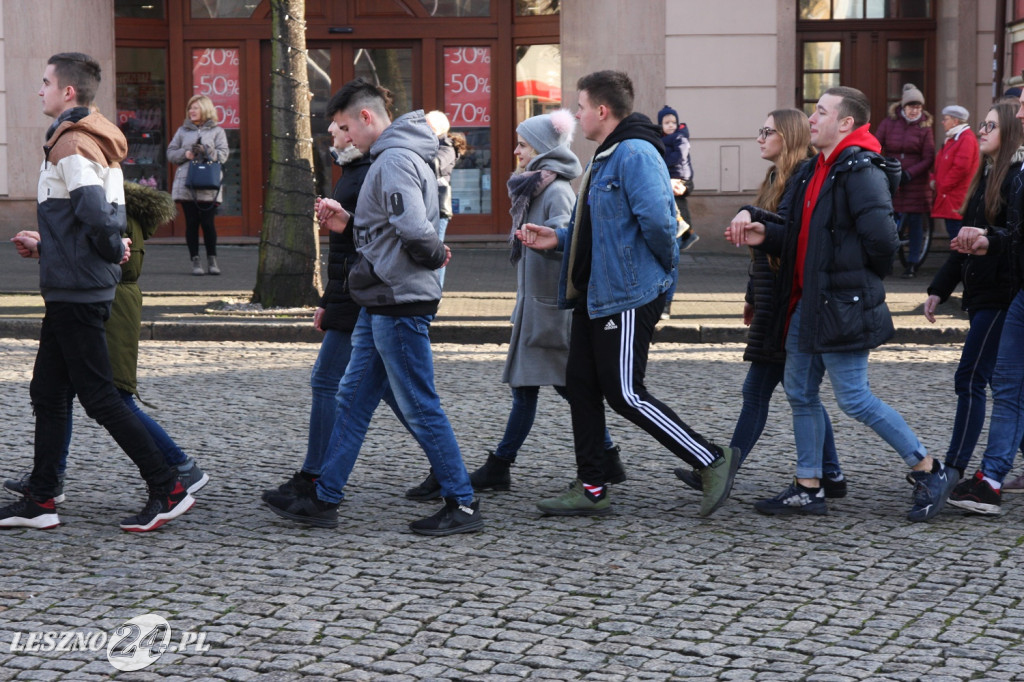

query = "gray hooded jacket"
350;110;445;313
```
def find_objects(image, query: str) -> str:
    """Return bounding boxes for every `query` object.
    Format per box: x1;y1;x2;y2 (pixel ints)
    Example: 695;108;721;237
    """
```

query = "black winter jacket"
749;147;901;354
927;162;1019;313
320;155;372;332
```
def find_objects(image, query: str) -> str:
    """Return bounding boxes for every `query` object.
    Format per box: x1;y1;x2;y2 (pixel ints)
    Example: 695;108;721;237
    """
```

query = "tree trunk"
252;0;322;307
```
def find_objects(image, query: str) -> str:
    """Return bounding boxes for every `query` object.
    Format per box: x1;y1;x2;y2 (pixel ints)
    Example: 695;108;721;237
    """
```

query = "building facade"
0;0;1015;241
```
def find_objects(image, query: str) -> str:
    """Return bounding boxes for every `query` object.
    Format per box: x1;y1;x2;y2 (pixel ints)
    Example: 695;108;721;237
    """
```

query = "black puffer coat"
927;162;1020;313
750;146;902;354
319;154;372;332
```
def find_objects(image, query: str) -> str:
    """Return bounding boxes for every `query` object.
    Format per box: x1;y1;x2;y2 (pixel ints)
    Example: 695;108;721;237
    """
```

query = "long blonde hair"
753;109;814;213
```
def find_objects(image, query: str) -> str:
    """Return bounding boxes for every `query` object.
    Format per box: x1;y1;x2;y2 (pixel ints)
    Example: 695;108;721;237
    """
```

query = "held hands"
724;210;766;246
516;223;558;251
923;294;940;324
121;238;132;265
315;196;350;234
11;230;41;259
950;226;988;255
670;178;688;197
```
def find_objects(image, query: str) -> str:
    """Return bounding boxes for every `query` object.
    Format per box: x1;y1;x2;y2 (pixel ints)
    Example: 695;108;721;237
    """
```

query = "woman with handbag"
167;95;229;275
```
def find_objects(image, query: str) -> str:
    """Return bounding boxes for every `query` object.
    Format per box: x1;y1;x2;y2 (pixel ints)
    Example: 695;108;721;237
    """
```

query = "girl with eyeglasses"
921;101;1024;512
675;109;847;499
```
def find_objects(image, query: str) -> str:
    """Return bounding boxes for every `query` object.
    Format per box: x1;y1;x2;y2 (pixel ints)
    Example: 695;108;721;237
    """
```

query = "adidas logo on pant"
603;319;618;331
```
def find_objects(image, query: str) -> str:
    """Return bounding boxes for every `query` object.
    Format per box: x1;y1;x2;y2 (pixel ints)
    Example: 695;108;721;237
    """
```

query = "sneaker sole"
0;514;60;529
121;493;195;532
185;472;210;494
264;499;338;528
409;518;484;536
535;504;612;517
947;498;1001;515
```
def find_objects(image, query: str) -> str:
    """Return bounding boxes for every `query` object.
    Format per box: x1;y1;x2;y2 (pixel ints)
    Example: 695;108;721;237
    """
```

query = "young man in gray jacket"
1;53;193;531
264;78;481;536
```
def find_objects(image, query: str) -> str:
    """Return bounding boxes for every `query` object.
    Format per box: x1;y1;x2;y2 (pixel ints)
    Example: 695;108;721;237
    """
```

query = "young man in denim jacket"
518;70;740;518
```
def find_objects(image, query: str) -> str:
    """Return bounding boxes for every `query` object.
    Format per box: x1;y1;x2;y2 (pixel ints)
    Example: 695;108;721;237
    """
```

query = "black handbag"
185;159;222;191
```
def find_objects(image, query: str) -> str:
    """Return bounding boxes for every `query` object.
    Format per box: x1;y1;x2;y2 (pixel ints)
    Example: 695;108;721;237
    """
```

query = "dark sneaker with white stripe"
754;479;827;515
177;458;209;494
4;472;65;504
907;463;958;522
120;480;195;532
0;497;60;529
264;490;339;528
410;498;483;536
947;470;1002;515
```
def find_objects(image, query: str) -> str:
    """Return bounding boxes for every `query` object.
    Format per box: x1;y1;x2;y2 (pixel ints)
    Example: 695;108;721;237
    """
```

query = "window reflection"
516;0;559;15
191;0;260;19
803;41;841;71
307;49;333;200
116;0;165;19
515;44;561;123
117;48;168;191
418;0;489;17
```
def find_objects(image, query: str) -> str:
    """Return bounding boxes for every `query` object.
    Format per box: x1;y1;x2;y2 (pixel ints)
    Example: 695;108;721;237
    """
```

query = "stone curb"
0;318;969;344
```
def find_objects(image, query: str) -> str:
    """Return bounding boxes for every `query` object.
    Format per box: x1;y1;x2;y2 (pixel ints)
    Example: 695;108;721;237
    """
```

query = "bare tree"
253;0;321;307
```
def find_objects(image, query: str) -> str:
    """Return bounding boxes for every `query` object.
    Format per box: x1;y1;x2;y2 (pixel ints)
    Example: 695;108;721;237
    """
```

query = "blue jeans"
944;218;963;241
899;213;926;265
945;308;1016;472
978;291;1024;481
315;310;473;505
784;303;925;478
304;328;404;476
494;385;613;461
730;360;841;476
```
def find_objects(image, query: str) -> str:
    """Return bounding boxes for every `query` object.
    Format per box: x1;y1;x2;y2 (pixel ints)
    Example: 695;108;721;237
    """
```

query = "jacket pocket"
819;290;866;347
589;177;622;220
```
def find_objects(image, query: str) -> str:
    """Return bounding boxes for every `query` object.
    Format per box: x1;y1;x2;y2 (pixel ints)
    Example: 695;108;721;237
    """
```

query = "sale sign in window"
443;47;491;127
192;48;241;129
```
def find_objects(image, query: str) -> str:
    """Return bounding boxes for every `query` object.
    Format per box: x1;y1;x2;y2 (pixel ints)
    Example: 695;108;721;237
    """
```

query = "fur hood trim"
886;101;934;128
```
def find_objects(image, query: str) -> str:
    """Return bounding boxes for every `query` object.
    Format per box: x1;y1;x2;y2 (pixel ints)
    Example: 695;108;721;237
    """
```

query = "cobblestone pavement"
1;340;1023;681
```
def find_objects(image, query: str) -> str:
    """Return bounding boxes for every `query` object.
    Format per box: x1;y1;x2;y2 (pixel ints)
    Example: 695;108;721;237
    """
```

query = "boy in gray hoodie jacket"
264;78;481;536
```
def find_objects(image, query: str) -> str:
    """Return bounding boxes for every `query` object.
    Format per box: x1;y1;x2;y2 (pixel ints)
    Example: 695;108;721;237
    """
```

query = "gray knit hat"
941;105;969;122
901;83;924;107
517;109;575;156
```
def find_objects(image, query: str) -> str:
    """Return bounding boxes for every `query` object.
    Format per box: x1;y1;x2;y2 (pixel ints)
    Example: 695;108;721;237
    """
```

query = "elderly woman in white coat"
406;110;623;501
167;94;229;275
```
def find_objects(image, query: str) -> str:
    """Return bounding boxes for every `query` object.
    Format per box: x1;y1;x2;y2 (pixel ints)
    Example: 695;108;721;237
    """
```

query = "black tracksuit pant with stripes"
567;294;722;484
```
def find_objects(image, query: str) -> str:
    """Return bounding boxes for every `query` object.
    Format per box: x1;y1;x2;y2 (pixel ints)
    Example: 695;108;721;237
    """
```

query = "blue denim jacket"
556;139;678;318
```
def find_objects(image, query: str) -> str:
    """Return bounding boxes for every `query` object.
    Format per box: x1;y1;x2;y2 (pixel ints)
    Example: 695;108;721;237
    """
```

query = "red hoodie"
789;124;883;320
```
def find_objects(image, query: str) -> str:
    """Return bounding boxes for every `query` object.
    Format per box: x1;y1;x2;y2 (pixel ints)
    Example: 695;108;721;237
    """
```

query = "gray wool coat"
502;149;582;387
167;119;229;203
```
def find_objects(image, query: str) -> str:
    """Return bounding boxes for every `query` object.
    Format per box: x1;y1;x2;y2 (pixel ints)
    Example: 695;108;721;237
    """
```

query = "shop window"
886;39;925;107
418;0;490;17
116;0;165;19
189;48;243;216
191;0;260;19
800;0;930;19
516;0;559;15
116;47;169;191
443;47;492;216
515;44;561;123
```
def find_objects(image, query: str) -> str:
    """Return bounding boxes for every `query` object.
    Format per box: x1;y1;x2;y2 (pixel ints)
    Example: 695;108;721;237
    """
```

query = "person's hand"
11;231;40;259
743;302;754;326
671;178;687;197
440;245;452;269
121;238;132;265
313;307;325;332
315;196;350;233
185;150;194;161
516;223;558;250
951;226;989;255
923;295;940;323
725;210;765;246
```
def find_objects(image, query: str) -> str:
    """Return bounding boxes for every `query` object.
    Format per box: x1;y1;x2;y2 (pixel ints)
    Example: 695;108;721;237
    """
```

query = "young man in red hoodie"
725;86;956;522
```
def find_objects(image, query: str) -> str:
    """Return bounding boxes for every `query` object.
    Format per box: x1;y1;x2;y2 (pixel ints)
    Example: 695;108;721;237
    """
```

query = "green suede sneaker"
536;479;611;516
698;445;741;517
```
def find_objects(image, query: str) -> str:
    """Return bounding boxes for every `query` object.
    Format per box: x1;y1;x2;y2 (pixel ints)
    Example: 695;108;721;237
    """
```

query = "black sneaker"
907;463;958;522
406;470;442;501
822;474;847;499
261;470;315;503
754;479;827;516
604;445;628;485
0;497;60;529
4;472;65;504
469;452;512;491
409;498;483;536
120;481;195;532
947;470;1002;515
264;490;338;528
177;458;209;494
674;467;702;491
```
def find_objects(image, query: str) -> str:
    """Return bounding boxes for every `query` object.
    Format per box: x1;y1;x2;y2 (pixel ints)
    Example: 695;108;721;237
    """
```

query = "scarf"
507;169;556;264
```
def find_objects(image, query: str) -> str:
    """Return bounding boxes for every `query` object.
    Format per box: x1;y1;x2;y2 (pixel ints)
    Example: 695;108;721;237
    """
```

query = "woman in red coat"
876;83;935;278
931;104;980;242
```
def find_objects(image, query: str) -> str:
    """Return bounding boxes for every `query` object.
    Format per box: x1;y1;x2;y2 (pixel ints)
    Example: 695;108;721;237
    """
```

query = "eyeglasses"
979;121;998;133
757;127;777;140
